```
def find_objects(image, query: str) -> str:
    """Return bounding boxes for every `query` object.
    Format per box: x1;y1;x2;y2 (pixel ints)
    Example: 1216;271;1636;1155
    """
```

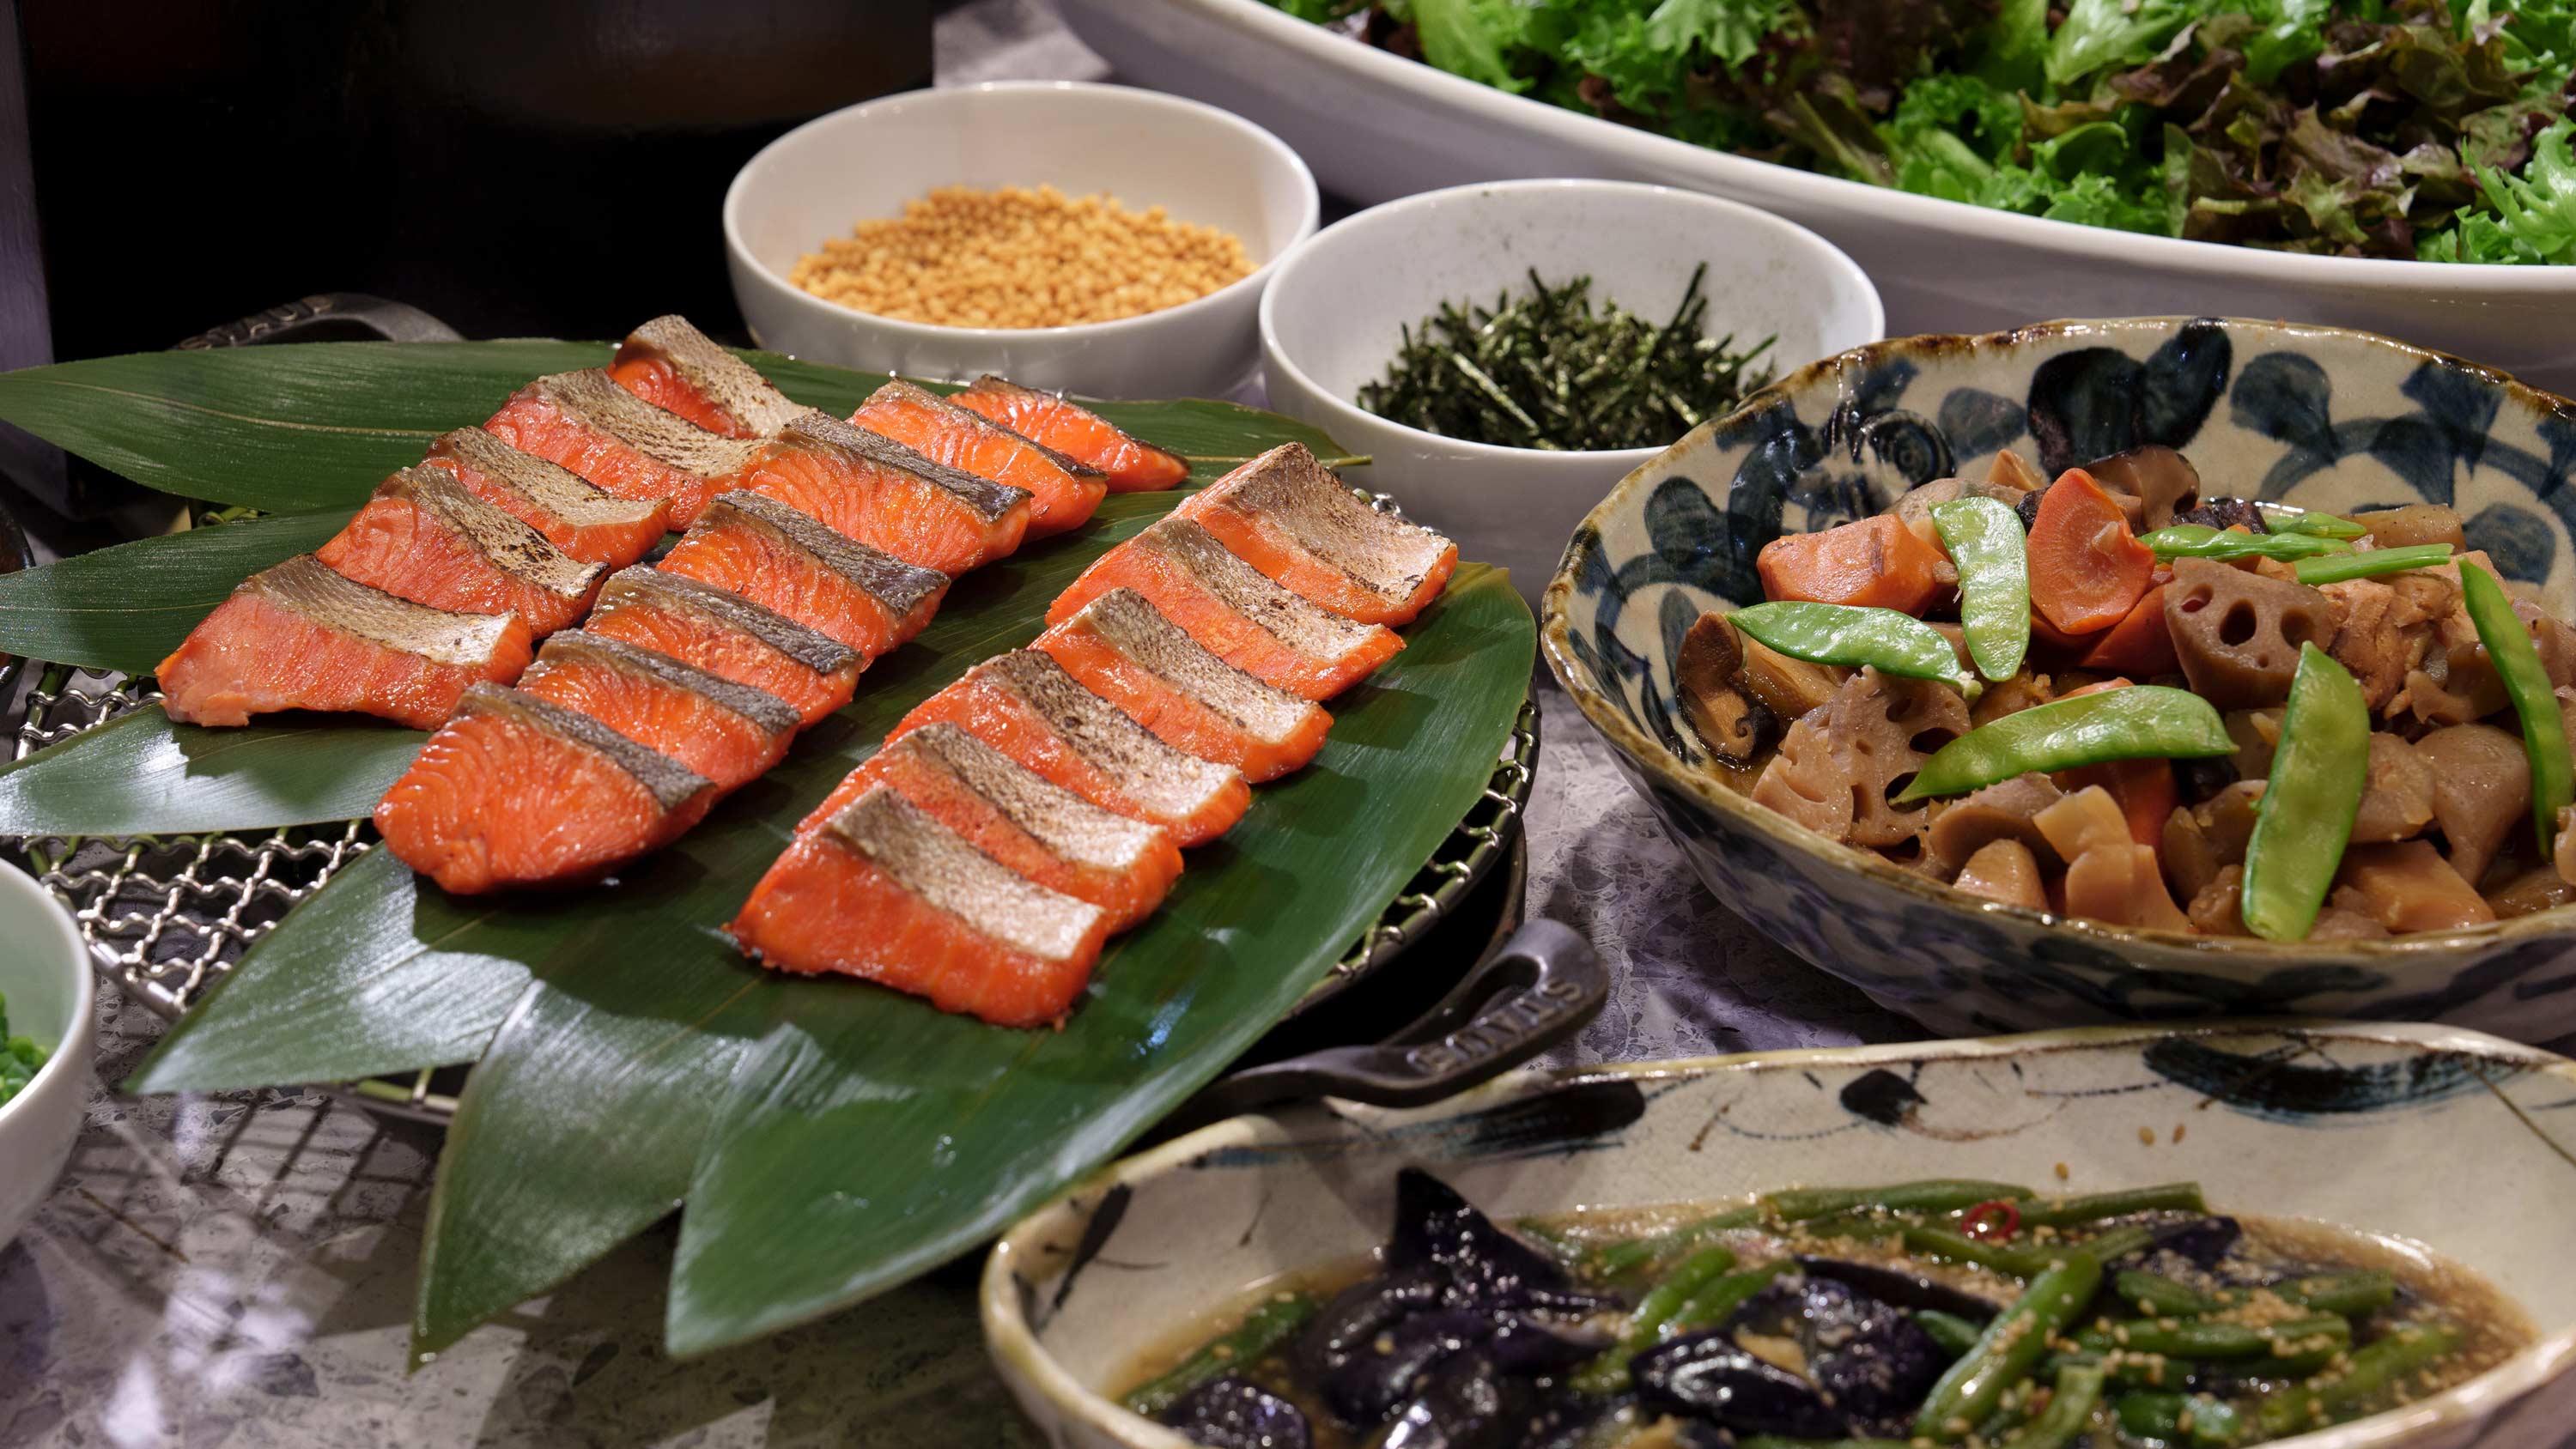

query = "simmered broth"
1117;1172;2533;1449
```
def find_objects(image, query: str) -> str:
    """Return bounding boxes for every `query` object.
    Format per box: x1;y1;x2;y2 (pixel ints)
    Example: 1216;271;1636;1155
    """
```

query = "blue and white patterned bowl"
985;1022;2576;1449
1542;317;2576;1043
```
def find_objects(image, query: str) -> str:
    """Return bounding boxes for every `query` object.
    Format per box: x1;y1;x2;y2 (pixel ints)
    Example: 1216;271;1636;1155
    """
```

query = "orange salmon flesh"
733;415;1031;576
1176;444;1457;626
657;495;947;660
850;380;1105;537
421;428;671;567
376;687;713;894
1049;518;1403;700
585;567;863;728
890;664;1249;848
951;375;1189;493
156;556;534;731
518;634;799;794
315;475;602;637
731;786;1110;1028
1037;590;1331;783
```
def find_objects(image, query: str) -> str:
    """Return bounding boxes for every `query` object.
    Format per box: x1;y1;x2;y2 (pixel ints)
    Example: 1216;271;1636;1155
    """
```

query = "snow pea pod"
2257;503;2367;539
2460;561;2576;854
2138;524;2353;561
2240;644;2368;943
1896;687;2231;803
2292;543;2454;585
1932;497;2030;682
1729;601;1971;688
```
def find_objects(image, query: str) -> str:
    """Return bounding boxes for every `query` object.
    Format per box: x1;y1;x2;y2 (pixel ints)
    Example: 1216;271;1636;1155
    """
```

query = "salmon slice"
850;379;1106;537
375;683;714;894
607;314;809;440
484;369;765;528
1050;517;1402;700
422;427;670;567
1176;443;1457;625
732;412;1031;575
658;491;948;658
893;650;1248;847
795;723;1182;931
1037;587;1330;782
315;468;604;635
157;555;533;730
519;631;800;793
730;785;1110;1027
585;566;864;727
952;375;1189;493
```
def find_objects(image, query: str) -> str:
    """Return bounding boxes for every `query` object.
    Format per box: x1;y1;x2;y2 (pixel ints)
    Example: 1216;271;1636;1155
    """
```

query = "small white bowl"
1260;179;1883;605
0;860;90;1252
725;82;1320;400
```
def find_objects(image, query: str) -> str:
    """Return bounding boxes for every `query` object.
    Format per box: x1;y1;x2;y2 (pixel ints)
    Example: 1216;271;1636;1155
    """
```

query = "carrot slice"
1755;515;1947;615
2027;469;2154;635
2054;677;2175;847
2076;583;2179;677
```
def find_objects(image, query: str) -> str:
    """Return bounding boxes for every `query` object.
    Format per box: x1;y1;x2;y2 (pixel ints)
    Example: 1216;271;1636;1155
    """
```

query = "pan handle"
174;294;464;349
1175;919;1606;1130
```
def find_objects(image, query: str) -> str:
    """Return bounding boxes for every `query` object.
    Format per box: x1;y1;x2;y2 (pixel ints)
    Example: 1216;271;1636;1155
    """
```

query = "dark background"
0;0;934;518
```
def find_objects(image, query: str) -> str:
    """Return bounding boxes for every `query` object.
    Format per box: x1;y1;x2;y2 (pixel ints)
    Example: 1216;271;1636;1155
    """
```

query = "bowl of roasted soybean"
1260;180;1881;604
726;82;1319;398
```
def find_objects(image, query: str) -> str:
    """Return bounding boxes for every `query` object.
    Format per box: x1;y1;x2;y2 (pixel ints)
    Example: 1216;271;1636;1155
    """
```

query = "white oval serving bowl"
1260;179;1882;606
725;81;1320;400
0;860;90;1251
1061;0;2576;397
987;1022;2576;1449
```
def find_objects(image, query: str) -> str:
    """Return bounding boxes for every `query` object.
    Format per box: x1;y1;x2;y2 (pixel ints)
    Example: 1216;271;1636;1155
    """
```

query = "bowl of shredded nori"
1260;179;1882;604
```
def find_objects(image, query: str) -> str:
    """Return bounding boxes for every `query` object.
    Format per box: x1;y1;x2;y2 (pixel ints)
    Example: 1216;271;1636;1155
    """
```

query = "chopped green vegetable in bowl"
1270;0;2576;264
0;990;50;1106
1355;264;1777;450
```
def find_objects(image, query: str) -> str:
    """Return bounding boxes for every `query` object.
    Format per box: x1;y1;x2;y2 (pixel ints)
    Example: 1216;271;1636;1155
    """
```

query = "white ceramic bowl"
0;861;89;1251
725;82;1320;400
987;1022;2576;1449
1259;180;1882;606
1062;0;2576;397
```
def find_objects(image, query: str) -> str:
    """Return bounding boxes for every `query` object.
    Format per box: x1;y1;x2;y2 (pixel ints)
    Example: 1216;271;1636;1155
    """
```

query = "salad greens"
1273;0;2576;262
0;991;48;1106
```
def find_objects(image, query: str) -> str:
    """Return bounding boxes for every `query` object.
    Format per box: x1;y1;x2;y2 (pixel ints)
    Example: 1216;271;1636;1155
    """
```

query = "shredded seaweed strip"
1356;264;1777;452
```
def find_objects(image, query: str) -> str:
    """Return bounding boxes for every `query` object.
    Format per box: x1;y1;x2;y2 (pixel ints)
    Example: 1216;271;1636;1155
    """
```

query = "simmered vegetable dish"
1677;447;2576;941
1120;1171;2529;1449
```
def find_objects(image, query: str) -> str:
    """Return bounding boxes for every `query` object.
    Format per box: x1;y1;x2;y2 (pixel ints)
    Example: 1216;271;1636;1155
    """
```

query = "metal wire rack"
6;664;1540;1125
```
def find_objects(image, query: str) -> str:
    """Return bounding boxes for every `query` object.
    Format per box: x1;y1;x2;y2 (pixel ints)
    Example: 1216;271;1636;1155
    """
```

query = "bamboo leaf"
412;948;772;1364
125;849;541;1089
0;510;353;674
65;337;1529;1363
0;705;420;837
665;565;1530;1353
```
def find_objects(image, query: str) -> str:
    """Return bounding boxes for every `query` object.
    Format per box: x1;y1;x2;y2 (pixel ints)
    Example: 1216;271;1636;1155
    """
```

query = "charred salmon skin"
316;468;604;636
376;684;714;894
892;650;1247;847
730;784;1110;1028
422;427;671;567
850;379;1105;537
1049;517;1402;700
585;566;863;727
607;314;808;440
1037;587;1330;782
484;369;763;528
951;375;1188;493
519;631;800;793
157;555;533;730
795;723;1182;931
1176;443;1456;625
658;491;948;658
732;412;1031;575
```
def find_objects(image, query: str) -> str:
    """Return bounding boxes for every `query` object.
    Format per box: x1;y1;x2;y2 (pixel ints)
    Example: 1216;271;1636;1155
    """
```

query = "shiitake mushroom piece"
1676;612;1779;766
